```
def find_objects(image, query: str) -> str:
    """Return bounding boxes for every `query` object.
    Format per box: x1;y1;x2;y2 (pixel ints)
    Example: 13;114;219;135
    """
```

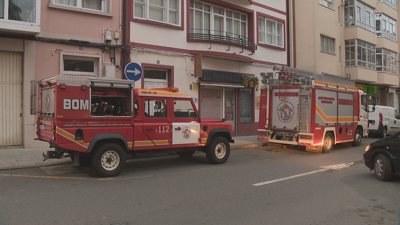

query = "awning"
200;82;244;88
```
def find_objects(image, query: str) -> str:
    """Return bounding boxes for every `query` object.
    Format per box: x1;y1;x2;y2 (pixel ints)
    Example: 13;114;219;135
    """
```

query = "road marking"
252;162;354;187
0;174;113;181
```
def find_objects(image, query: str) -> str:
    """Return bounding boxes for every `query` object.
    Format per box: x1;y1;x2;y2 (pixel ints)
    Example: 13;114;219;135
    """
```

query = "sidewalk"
0;135;263;170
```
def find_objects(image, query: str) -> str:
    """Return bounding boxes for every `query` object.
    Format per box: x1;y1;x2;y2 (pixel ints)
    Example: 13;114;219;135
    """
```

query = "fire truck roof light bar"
90;82;134;88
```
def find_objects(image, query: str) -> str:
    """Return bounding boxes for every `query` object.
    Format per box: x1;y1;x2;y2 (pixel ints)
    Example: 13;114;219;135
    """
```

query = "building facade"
0;0;124;148
289;0;399;110
128;0;289;136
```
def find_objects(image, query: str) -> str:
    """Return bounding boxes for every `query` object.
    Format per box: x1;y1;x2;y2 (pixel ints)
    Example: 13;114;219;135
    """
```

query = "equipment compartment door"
142;99;171;147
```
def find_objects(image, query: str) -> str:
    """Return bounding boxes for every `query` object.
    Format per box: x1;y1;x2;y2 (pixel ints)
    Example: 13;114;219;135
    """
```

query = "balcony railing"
188;29;257;54
377;31;397;42
377;0;396;9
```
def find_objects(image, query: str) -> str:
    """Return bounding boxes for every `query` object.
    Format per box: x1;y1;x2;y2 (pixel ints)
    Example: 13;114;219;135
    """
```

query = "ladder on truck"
297;89;310;133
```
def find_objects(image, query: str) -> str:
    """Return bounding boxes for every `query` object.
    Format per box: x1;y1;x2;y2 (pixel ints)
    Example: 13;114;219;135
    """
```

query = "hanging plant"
242;76;259;94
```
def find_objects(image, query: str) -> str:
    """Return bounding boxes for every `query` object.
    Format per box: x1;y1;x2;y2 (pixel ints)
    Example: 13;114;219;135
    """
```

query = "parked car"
363;132;400;181
368;105;400;138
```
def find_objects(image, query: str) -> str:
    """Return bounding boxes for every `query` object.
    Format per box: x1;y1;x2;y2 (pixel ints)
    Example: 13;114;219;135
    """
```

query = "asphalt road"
0;137;399;225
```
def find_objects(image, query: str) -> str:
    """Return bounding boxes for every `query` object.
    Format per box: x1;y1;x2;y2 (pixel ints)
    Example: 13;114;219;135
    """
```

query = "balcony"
0;0;40;34
188;29;257;53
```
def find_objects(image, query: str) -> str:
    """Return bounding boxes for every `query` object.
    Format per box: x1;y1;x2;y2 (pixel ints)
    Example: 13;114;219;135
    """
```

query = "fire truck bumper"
257;129;270;142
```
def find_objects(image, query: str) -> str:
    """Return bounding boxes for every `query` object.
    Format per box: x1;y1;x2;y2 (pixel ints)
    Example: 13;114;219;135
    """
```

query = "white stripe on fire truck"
56;127;89;149
316;105;358;123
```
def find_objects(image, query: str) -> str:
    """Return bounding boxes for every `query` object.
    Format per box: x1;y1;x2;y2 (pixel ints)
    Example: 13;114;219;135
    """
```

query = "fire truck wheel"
206;137;230;164
374;154;392;181
322;133;334;153
352;128;362;146
177;150;196;157
91;143;126;177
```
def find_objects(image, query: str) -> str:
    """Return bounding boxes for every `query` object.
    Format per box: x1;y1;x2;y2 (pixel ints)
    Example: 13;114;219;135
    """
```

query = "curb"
0;143;264;170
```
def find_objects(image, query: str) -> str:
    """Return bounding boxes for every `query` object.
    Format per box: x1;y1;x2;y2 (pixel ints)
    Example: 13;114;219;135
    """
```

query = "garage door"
0;52;22;146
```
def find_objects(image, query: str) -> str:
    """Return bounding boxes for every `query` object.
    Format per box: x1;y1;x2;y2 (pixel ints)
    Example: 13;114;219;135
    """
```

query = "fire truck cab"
32;76;234;177
257;66;374;153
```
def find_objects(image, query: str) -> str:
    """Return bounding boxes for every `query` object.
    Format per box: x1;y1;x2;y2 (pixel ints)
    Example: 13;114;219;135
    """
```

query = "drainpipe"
286;0;291;67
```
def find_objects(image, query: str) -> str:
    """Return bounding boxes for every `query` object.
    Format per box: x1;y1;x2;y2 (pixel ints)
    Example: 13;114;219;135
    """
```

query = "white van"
368;105;400;138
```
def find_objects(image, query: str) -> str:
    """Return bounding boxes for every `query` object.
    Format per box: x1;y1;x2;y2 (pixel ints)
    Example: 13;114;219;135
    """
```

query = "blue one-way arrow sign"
124;62;143;81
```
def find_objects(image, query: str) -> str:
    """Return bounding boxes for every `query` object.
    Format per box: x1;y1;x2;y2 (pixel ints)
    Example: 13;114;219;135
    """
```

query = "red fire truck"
257;66;374;153
32;75;234;177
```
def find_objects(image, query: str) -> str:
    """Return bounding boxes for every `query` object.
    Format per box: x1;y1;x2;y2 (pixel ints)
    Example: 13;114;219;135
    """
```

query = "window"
319;0;333;9
134;0;180;26
1;0;38;22
90;87;132;117
376;48;397;74
344;0;375;32
54;0;105;11
143;69;168;89
376;14;397;42
61;53;100;77
345;39;376;69
240;89;252;123
189;0;249;47
320;35;335;54
258;16;284;48
376;0;396;9
174;100;197;118
145;99;167;118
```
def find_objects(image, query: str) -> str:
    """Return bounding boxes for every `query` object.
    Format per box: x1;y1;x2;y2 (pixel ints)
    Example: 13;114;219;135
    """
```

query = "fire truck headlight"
365;145;370;152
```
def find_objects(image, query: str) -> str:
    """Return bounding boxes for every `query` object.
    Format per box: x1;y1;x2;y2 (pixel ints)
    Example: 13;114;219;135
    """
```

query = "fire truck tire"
322;133;334;153
374;154;392;181
177;150;196;157
352;128;363;146
206;137;230;164
91;143;126;177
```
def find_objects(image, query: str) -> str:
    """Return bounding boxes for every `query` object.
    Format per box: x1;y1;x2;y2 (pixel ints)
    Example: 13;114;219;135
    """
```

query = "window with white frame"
376;14;397;42
376;48;397;74
344;0;375;33
61;54;100;77
54;0;105;11
189;0;248;45
376;0;396;9
134;0;180;26
258;16;284;48
319;0;333;9
345;39;376;69
320;35;335;54
1;0;38;22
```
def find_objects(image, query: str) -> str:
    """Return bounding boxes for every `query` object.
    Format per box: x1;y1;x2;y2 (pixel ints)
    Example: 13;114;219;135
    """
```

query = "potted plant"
242;76;259;94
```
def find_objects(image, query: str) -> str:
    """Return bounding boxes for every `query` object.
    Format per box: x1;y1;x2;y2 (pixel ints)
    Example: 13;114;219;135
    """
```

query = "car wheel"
322;133;334;153
91;143;126;177
374;154;392;181
381;127;387;138
206;137;230;164
352;128;362;146
177;150;196;157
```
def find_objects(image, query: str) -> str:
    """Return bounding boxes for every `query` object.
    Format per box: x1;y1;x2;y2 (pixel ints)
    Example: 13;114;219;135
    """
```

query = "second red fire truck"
257;66;374;153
